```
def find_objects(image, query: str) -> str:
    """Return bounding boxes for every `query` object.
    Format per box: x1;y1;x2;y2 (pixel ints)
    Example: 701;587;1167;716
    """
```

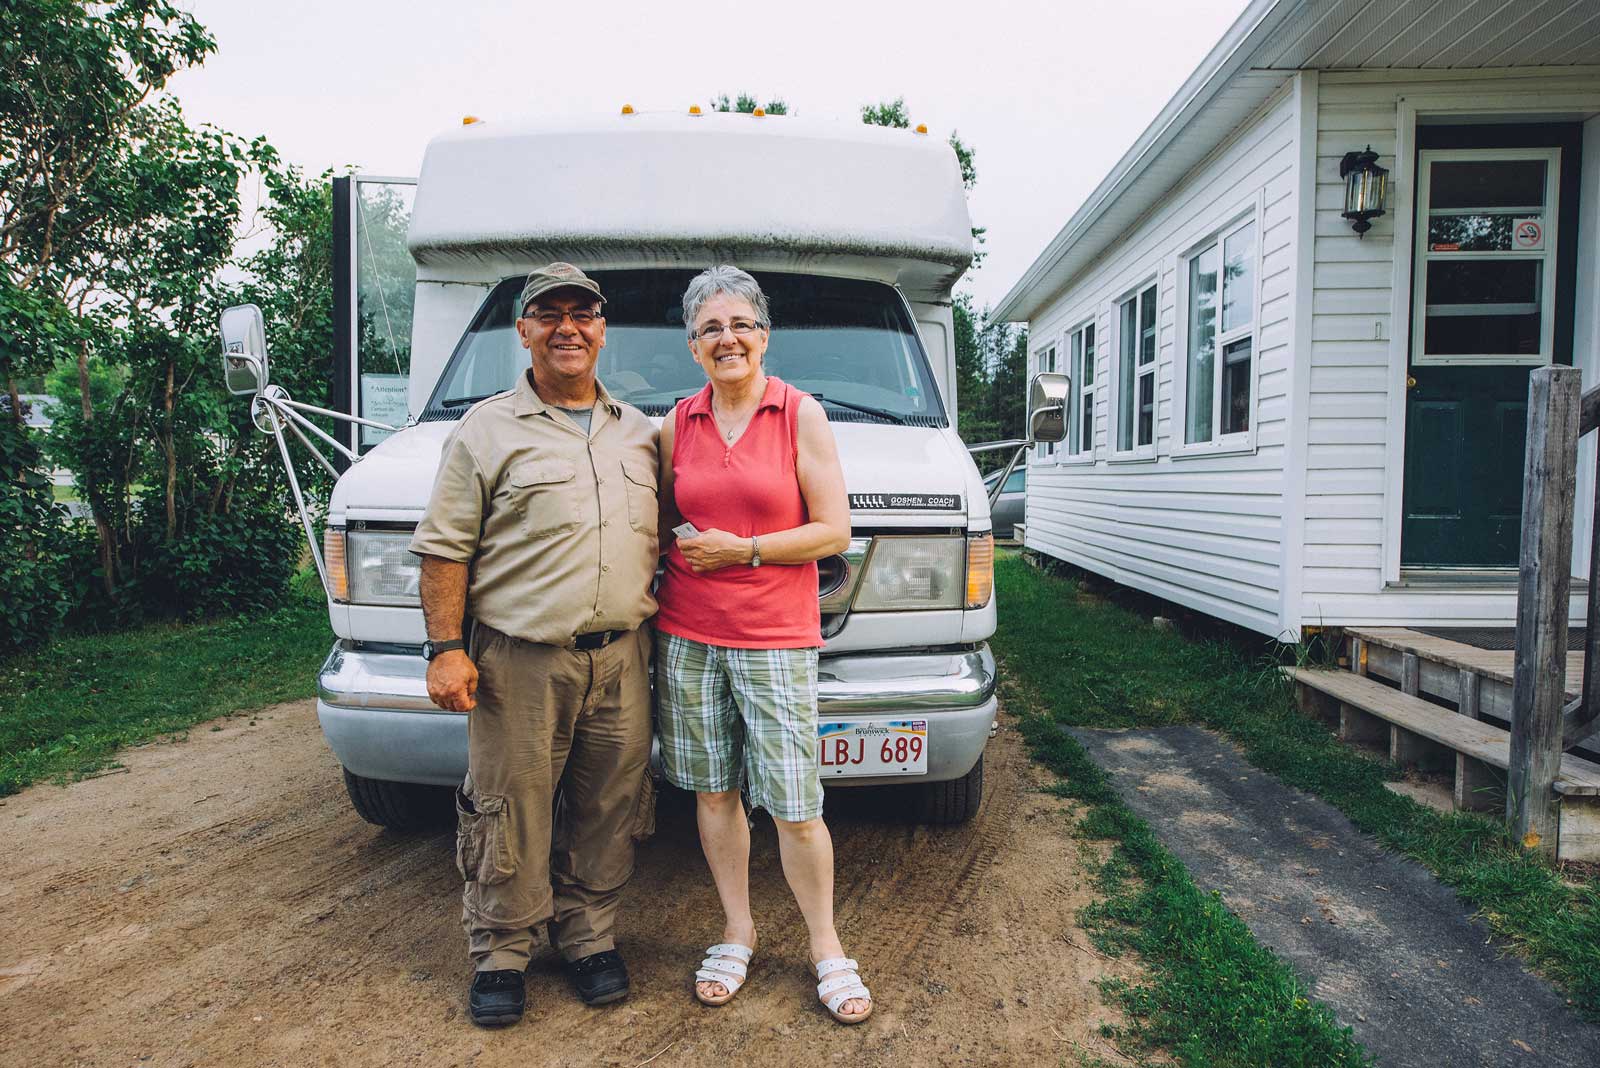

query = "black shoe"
468;969;525;1027
564;950;630;1005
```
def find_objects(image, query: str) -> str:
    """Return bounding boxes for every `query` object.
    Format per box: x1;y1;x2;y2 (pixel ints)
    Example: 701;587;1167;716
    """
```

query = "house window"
1184;218;1255;443
1067;321;1095;457
1036;343;1057;459
1412;148;1560;366
1116;284;1157;453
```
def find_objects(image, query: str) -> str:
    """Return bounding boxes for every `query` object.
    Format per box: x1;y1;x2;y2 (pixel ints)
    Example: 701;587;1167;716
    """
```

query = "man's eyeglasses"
524;308;601;328
693;319;766;342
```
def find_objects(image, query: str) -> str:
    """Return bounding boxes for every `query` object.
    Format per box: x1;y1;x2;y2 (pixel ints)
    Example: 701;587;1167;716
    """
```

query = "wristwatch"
750;535;762;568
422;638;466;661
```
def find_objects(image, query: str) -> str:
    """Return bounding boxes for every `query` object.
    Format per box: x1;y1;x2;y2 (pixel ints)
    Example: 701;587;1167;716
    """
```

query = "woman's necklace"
713;398;759;443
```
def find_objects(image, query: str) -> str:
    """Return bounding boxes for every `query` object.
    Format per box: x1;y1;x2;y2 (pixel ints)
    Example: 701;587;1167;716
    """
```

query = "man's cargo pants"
456;622;655;971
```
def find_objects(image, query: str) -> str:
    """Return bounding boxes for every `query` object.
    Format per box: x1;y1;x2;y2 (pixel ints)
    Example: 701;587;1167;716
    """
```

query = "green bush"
0;416;72;653
140;508;303;619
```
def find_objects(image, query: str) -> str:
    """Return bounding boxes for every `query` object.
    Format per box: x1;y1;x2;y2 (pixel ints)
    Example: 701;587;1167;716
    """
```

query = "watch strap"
424;638;466;660
750;535;762;568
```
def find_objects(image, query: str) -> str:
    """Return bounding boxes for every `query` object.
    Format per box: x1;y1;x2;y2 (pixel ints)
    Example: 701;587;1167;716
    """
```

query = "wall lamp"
1339;146;1388;238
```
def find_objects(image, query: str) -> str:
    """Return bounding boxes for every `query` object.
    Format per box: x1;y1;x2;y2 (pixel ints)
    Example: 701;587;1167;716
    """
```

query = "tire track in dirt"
0;700;1129;1068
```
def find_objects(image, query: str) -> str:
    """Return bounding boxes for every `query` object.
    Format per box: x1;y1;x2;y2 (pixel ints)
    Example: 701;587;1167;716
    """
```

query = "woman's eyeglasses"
693;319;766;342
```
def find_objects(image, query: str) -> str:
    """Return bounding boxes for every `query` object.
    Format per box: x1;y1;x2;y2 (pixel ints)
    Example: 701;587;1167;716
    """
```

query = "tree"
0;0;214;413
40;96;262;601
711;93;789;115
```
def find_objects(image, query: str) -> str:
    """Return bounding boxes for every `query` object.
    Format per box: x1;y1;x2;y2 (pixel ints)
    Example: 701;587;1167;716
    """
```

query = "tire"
342;769;452;831
913;754;984;824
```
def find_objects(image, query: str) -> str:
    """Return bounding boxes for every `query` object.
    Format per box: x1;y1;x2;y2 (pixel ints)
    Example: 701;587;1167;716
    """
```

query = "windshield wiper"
440;393;495;409
810;394;909;425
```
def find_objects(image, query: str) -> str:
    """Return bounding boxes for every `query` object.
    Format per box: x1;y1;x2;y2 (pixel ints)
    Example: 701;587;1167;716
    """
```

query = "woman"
654;265;871;1024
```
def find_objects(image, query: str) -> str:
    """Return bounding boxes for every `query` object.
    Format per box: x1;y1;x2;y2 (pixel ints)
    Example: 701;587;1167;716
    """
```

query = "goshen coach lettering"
849;492;962;511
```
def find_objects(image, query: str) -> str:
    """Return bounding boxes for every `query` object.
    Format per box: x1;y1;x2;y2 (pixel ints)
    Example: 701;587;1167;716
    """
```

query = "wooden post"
1401;652;1420;696
1458;668;1480;720
1509;366;1581;855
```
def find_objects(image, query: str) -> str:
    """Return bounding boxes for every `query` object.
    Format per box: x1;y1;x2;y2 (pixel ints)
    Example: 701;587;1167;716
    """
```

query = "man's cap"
519;262;605;313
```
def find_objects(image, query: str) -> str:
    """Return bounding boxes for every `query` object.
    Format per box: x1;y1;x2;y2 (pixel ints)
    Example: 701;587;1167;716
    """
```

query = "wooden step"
1288;668;1600;795
1288;667;1600;861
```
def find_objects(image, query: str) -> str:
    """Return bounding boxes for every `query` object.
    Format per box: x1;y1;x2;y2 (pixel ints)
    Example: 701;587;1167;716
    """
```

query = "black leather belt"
573;628;629;651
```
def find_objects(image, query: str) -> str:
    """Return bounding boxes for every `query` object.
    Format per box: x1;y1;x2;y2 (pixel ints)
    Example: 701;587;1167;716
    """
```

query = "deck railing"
1510;366;1600;851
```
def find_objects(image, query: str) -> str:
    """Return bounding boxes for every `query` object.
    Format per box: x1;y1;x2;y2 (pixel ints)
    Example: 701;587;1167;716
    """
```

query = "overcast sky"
168;0;1251;314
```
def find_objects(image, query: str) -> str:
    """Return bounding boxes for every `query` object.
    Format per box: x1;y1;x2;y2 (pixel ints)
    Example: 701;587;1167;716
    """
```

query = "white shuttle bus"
222;110;1065;829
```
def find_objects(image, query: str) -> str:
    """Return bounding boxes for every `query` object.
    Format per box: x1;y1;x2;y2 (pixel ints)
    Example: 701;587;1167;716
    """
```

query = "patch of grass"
995;554;1600;1024
0;574;331;795
51;483;77;504
1000;658;1369;1063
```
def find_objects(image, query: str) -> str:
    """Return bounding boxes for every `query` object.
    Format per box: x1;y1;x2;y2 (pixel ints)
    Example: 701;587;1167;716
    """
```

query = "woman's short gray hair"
682;265;771;339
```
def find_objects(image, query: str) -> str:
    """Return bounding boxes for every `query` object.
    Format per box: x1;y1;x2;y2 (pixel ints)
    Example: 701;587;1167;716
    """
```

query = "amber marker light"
914;124;928;134
965;533;994;609
689;105;703;115
621;104;635;115
324;527;349;602
753;107;766;117
461;115;481;125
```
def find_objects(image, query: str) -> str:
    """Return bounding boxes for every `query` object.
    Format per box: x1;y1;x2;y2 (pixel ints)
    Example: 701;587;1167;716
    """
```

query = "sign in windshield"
424;270;946;426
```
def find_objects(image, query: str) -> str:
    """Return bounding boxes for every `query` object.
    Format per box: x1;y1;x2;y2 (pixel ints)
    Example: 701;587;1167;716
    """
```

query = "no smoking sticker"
1512;218;1544;251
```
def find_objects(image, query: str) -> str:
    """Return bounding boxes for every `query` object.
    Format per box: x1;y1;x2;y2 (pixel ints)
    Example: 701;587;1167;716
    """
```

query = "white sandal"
814;956;873;1024
694;942;754;1006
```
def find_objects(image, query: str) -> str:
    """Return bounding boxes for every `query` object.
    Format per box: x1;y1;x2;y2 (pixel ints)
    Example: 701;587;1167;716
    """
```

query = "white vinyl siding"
1022;85;1299;636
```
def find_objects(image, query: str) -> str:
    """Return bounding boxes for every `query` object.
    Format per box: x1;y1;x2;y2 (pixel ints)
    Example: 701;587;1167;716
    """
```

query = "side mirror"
1028;371;1070;444
220;304;268;395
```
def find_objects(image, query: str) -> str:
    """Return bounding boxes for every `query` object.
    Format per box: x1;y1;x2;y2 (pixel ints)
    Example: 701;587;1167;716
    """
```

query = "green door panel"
1402;368;1529;568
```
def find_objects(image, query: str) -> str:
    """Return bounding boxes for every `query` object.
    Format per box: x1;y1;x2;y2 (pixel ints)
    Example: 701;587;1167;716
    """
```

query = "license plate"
818;719;928;777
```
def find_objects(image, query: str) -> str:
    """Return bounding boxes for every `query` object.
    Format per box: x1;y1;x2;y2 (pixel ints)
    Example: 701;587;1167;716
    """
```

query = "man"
409;262;659;1027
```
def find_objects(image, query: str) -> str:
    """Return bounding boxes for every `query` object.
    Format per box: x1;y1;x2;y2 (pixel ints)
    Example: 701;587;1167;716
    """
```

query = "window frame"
1110;278;1160;461
1063;317;1098;463
1173;205;1262;458
1033;341;1059;461
1409;147;1561;368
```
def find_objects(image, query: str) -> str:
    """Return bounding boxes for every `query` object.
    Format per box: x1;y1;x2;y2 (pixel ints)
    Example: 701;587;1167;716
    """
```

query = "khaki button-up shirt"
409;371;659;646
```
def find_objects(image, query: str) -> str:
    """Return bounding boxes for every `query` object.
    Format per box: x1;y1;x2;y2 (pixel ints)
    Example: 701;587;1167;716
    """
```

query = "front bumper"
316;640;998;788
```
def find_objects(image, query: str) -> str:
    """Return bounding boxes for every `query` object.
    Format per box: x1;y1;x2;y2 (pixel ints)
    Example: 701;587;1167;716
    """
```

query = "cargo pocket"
455;787;517;885
629;766;657;843
621;461;658;536
508;459;579;540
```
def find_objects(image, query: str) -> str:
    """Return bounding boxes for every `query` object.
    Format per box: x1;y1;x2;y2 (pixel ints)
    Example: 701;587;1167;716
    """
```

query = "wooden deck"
1286;626;1600;860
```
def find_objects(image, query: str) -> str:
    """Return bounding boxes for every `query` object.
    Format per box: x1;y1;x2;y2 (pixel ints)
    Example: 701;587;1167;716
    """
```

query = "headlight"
853;536;965;611
345;529;422;606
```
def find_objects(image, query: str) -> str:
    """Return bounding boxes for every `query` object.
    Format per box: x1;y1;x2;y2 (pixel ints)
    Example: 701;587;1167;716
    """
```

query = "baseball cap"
518;262;606;314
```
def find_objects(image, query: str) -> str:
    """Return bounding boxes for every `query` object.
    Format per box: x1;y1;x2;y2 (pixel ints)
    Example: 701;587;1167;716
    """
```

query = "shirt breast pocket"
509;459;579;540
621;461;658;535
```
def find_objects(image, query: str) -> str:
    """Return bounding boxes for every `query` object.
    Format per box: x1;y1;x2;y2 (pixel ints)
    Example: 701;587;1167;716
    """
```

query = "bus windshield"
422;269;946;426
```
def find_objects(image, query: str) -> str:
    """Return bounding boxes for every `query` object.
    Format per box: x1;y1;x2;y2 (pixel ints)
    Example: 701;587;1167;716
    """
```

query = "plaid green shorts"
655;631;823;823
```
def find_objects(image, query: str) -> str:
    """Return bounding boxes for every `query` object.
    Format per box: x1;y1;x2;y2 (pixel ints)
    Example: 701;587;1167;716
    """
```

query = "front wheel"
342;769;452;831
912;754;984;824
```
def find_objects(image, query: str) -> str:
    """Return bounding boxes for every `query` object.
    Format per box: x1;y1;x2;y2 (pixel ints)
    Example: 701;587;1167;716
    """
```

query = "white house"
996;0;1600;640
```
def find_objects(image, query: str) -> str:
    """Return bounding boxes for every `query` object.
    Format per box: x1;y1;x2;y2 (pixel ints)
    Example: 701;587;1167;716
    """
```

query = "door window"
1412;150;1559;366
339;176;417;450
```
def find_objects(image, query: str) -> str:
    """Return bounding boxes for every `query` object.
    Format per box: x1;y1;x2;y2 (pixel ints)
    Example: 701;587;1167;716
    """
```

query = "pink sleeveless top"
655;376;822;649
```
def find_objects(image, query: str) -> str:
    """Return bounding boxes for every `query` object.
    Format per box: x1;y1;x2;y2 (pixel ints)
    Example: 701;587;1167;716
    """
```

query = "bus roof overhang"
407;112;975;303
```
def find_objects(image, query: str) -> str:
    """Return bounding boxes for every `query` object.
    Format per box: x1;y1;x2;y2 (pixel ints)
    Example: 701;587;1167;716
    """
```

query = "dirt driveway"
0;700;1130;1068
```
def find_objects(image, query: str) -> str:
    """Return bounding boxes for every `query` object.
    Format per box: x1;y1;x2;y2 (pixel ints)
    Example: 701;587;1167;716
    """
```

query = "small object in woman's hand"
674;521;702;539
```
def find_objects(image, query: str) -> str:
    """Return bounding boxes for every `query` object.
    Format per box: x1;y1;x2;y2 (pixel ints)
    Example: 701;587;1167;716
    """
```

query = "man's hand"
677;528;754;573
427;650;479;712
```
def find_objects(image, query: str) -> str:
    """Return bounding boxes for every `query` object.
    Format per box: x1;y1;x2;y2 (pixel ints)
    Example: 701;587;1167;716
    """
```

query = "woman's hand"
677;528;754;573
